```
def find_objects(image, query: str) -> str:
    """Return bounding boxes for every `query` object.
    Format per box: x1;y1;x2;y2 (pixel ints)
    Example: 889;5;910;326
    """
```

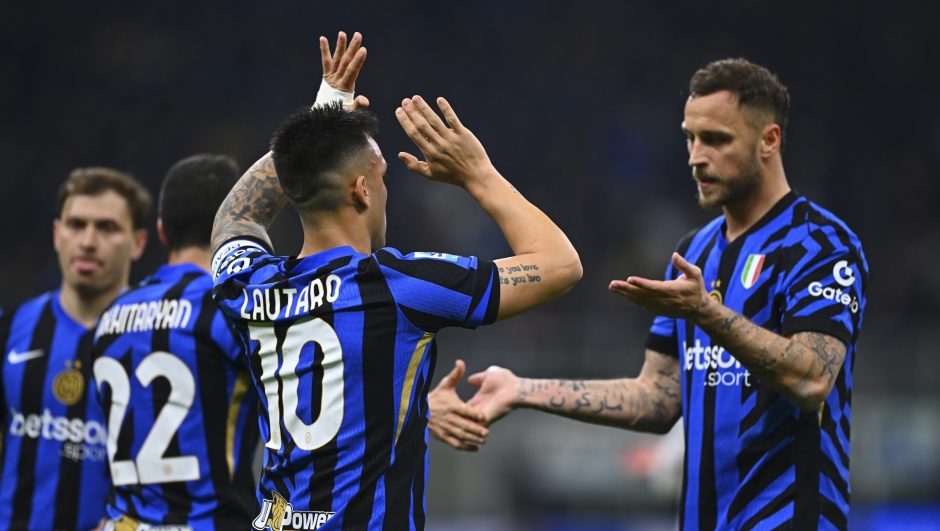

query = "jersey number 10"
249;317;345;452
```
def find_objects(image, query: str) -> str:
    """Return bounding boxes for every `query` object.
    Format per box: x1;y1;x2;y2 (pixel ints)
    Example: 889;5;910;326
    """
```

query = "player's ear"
156;218;168;246
760;123;781;158
131;229;148;261
353;175;371;209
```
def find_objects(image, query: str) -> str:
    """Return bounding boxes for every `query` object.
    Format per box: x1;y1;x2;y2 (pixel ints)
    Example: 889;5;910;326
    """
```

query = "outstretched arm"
396;98;582;320
466;350;682;434
611;252;846;411
210;31;369;252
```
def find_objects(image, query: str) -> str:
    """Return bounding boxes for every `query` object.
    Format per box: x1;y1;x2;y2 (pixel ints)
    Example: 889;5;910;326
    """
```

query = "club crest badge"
740;254;766;289
53;361;84;406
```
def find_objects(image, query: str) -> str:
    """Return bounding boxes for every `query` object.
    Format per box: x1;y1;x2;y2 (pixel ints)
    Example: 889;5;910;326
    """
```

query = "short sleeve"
778;238;867;346
375;249;500;332
645;259;679;357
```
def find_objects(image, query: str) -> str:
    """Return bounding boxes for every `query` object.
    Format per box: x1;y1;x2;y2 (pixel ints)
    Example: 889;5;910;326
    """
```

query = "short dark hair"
689;58;790;147
270;101;379;211
56;167;152;229
159;154;241;251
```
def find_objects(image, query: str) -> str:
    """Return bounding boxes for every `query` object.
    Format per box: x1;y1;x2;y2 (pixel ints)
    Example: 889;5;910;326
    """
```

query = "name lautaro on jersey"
237;276;342;322
7;407;107;462
95;298;193;339
684;339;752;387
252;492;333;531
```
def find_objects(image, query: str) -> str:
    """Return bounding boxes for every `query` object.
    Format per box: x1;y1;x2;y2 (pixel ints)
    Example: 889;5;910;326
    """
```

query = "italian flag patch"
741;254;765;289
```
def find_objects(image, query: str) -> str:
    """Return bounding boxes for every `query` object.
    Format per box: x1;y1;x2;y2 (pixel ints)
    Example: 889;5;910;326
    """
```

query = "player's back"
93;263;260;531
212;239;500;531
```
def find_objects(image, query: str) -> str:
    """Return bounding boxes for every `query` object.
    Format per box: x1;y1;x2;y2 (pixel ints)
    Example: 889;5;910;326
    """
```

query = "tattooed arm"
611;252;846;411
211;154;286;252
690;303;846;411
467;350;682;434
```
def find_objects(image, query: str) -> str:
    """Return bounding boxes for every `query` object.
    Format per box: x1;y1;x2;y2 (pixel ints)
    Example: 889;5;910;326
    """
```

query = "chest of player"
3;301;101;450
690;230;790;327
674;232;788;390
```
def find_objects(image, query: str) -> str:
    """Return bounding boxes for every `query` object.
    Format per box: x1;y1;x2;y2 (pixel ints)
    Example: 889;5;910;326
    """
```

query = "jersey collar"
153;262;209;281
719;190;799;245
289;245;361;273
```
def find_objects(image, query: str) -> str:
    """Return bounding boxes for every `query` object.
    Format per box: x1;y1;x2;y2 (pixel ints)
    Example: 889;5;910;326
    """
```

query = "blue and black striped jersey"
646;192;867;530
91;263;260;530
211;239;500;531
0;290;110;531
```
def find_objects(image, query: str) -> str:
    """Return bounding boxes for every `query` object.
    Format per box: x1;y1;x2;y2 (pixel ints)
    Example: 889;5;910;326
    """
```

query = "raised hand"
428;360;489;451
609;252;713;320
319;31;369;110
396;96;494;187
467;366;521;426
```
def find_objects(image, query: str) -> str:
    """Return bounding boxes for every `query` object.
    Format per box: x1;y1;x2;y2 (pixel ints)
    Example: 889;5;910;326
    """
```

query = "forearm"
691;300;844;410
466;168;582;318
516;377;677;434
210;153;289;252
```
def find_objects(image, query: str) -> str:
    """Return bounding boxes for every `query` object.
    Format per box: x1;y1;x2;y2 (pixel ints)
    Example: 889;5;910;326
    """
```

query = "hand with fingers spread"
317;31;370;110
428;360;489;451
609;252;713;320
467;366;522;426
395;96;495;188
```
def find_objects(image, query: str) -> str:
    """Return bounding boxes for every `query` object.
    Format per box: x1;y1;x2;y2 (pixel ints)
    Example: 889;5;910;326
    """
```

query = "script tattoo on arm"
498;264;542;287
210;153;289;252
516;350;682;434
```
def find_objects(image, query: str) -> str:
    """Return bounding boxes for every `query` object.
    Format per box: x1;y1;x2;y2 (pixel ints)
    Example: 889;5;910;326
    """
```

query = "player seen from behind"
465;59;867;530
0;168;150;531
209;32;581;530
93;155;261;531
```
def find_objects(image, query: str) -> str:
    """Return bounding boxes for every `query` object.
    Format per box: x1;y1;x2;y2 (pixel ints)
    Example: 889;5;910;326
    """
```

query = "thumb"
467;370;487;388
672;252;701;279
349;95;370;110
398;152;431;177
439;360;465;389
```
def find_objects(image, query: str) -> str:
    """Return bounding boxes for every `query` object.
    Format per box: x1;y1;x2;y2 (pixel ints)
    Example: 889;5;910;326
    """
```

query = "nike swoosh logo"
7;349;45;364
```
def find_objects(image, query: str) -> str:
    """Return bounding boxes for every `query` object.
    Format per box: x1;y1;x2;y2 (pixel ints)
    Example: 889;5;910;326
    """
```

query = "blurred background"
3;1;940;529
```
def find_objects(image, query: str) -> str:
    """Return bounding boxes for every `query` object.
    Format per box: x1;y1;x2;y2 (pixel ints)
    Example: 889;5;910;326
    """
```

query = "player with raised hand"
467;59;867;530
0;169;150;531
210;32;581;530
92;155;261;531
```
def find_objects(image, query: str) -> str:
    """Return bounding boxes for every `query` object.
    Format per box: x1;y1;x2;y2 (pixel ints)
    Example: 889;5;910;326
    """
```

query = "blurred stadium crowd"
2;1;939;528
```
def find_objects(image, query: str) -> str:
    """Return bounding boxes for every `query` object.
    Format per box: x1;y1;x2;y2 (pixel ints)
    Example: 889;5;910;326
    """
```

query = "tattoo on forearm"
520;369;681;432
699;304;847;405
794;331;846;387
497;264;541;286
211;154;289;251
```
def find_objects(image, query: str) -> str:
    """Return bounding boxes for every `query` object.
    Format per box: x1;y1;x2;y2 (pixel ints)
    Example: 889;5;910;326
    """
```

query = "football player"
0;168;149;531
210;32;582;530
93;154;261;530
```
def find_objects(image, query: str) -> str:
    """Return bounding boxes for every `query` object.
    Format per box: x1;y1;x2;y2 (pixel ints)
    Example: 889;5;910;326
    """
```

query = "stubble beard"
695;151;763;210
